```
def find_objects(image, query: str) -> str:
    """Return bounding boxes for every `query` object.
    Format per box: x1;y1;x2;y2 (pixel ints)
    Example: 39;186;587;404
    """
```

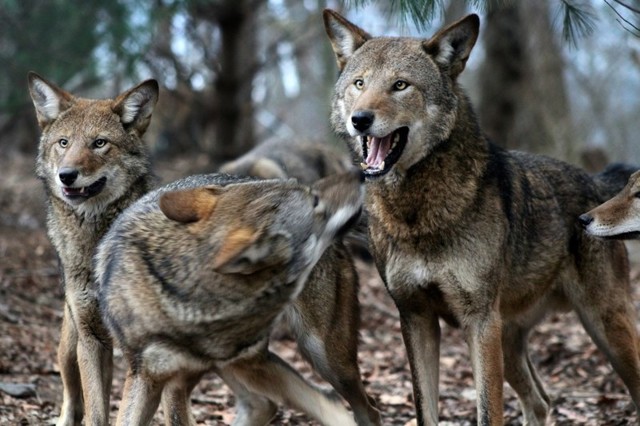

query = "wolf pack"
27;9;640;426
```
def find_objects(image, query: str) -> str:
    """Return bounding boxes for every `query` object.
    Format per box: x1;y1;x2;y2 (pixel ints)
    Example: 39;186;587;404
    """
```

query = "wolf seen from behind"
219;136;380;425
96;170;369;426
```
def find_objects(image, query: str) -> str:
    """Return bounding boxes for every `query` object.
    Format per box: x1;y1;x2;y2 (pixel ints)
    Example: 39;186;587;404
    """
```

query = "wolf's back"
593;163;639;201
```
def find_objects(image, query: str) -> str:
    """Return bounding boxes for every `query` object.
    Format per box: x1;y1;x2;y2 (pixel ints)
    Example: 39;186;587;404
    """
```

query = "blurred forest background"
2;0;640;170
3;0;640;424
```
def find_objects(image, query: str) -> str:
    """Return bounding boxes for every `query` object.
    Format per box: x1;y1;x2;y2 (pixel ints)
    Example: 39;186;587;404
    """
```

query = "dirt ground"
1;151;640;425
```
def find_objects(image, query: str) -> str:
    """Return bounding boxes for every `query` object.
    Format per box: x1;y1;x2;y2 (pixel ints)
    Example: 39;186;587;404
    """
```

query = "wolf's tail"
344;211;373;262
593;162;639;200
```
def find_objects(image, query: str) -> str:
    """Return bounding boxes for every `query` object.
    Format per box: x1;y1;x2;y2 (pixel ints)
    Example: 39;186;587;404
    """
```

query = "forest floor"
1;152;639;425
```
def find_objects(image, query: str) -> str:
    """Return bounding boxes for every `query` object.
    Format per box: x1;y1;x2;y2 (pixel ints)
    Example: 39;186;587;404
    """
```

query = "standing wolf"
96;171;364;426
28;72;158;425
324;10;640;425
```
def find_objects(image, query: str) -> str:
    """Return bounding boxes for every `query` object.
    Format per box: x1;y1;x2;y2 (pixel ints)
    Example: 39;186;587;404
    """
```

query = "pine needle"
558;0;597;46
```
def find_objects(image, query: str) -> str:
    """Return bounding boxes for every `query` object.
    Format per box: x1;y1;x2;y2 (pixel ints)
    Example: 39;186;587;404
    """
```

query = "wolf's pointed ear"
423;14;480;79
112;79;159;136
213;229;293;275
27;72;75;129
323;9;371;71
159;186;222;223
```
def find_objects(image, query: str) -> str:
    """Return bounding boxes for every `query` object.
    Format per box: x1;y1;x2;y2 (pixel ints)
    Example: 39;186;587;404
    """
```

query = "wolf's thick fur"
581;167;640;238
219;139;380;424
221;137;372;262
324;10;640;425
96;171;364;426
28;72;158;425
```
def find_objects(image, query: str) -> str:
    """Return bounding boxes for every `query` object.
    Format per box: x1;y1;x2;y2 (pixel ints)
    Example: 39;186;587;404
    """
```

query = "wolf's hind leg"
289;307;381;426
571;243;640;418
502;324;550;426
56;303;83;426
217;368;278;426
226;351;357;426
161;371;204;426
574;291;640;415
115;369;164;426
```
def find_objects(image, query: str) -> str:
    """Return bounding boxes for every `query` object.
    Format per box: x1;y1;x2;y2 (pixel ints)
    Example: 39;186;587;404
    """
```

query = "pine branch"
604;0;640;37
558;0;597;47
345;0;599;44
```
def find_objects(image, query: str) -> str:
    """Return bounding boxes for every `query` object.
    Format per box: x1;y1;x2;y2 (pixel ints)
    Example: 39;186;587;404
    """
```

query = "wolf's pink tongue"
366;135;392;168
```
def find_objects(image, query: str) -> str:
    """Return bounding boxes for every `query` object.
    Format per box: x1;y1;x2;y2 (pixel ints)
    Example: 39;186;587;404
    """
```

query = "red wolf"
324;9;640;425
581;169;640;238
28;72;158;425
96;171;364;426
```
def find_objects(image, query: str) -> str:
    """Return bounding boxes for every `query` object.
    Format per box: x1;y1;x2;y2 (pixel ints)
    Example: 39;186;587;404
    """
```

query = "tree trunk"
206;0;262;163
477;0;576;162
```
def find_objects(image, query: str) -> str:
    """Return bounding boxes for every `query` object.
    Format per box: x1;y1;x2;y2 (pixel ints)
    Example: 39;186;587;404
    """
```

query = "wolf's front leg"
56;302;83;426
76;321;113;426
397;308;441;426
465;308;504;426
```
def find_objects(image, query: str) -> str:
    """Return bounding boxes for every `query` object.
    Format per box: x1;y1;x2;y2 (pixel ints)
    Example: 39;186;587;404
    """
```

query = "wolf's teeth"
379;161;385;170
393;133;400;143
360;162;368;170
367;137;371;148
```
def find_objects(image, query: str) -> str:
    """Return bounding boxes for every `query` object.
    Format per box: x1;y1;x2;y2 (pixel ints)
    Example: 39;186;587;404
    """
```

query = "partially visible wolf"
581;168;640;238
220;137;372;261
96;171;364;426
28;72;159;425
324;9;640;425
219;137;352;184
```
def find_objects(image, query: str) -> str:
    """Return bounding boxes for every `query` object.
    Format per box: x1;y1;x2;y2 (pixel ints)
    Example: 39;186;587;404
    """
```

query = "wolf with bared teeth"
324;9;640;426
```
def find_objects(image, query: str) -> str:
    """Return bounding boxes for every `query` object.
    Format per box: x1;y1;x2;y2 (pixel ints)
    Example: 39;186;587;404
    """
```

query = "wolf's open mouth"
602;231;640;240
360;127;409;177
62;177;107;200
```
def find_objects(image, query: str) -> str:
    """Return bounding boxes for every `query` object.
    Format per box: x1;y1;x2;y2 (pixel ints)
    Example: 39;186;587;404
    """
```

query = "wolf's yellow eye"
58;139;69;148
354;79;364;90
94;139;107;148
393;80;408;91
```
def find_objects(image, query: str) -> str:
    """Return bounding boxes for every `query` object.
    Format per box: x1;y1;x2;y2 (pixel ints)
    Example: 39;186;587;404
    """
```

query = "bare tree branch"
612;0;640;15
604;0;640;36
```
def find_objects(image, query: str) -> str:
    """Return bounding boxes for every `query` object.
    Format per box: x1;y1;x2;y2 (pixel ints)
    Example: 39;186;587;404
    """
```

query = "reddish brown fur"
324;10;640;425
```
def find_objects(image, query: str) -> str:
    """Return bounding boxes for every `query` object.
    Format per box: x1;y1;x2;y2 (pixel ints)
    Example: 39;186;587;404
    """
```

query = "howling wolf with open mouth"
324;9;640;425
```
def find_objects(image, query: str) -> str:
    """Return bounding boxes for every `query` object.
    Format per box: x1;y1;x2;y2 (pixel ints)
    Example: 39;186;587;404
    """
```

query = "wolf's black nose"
59;168;79;186
351;111;374;132
578;214;593;228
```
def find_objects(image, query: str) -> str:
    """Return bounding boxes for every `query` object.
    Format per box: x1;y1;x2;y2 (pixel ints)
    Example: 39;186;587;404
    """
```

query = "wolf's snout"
351;111;374;132
59;168;79;186
578;214;594;228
